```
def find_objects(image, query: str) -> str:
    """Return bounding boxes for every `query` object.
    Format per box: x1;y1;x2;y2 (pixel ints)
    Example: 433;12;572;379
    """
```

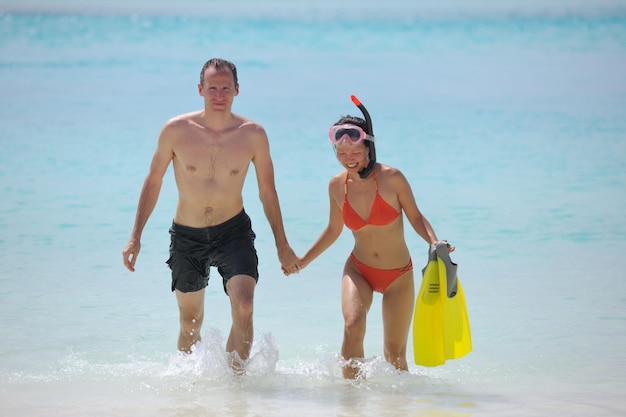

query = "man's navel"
203;207;214;223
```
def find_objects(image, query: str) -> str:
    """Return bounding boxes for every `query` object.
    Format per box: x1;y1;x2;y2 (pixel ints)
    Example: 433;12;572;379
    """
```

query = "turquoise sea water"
1;1;626;416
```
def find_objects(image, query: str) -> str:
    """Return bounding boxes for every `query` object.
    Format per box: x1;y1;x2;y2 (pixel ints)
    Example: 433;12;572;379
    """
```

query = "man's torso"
168;112;258;227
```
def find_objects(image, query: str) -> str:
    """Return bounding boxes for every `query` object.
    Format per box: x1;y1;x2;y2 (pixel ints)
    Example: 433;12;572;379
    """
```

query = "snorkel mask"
350;95;377;179
328;95;377;178
328;124;375;145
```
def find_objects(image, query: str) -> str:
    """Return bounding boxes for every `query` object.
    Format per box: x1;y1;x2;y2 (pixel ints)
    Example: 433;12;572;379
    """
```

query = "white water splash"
162;328;279;380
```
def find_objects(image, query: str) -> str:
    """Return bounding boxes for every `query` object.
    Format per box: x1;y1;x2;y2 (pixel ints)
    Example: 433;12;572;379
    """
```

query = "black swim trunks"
166;209;259;294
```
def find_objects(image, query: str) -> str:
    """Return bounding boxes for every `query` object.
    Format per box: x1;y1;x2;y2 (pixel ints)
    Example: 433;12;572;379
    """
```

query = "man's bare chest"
174;139;251;179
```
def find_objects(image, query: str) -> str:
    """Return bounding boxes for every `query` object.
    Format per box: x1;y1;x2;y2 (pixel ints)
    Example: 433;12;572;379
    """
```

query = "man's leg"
225;275;256;369
175;288;205;353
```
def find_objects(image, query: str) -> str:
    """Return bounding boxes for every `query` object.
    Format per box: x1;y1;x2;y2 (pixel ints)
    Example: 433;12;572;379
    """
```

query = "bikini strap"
373;169;379;192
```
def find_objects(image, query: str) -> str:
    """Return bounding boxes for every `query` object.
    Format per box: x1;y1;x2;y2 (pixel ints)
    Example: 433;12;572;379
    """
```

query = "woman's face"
334;142;369;173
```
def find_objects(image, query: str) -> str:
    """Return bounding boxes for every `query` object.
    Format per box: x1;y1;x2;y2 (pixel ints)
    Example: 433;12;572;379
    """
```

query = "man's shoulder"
165;111;202;127
232;116;268;144
233;114;265;132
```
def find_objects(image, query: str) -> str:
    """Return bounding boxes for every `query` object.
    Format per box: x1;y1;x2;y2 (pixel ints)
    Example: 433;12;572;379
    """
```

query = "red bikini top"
342;170;400;231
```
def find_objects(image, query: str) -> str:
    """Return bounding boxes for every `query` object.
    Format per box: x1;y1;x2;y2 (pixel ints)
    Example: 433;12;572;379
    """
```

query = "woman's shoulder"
329;171;345;186
327;171;346;201
376;164;410;190
377;163;404;178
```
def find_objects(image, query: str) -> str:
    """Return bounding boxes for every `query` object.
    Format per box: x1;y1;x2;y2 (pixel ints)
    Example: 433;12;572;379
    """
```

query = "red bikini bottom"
349;253;413;293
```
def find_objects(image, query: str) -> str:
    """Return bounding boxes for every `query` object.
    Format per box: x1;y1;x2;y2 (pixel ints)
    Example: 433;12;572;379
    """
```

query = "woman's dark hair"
333;115;367;132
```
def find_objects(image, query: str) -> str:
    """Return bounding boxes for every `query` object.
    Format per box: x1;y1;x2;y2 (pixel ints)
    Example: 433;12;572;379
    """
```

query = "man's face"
198;67;239;111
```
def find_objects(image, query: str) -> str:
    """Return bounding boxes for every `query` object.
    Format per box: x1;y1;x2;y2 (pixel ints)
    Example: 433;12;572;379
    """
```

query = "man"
122;58;300;370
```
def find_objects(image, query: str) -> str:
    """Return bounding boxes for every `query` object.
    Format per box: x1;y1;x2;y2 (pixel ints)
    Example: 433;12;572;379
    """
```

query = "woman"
295;96;453;379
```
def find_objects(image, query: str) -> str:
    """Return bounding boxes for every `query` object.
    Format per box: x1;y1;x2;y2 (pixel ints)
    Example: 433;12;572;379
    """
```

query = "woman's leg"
341;260;374;379
381;270;415;371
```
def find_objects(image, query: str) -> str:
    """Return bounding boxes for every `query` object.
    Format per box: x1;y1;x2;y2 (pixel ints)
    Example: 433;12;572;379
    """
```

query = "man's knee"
227;275;255;322
231;293;254;320
175;289;204;323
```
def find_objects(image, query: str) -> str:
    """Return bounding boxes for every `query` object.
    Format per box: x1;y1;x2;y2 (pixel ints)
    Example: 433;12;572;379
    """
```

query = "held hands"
282;256;307;276
277;244;303;276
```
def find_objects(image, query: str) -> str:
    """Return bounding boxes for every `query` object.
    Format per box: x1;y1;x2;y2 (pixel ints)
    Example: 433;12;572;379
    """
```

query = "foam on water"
0;329;477;416
2;325;624;416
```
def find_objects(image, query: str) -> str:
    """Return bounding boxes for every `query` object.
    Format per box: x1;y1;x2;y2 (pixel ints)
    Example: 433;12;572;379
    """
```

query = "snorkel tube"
350;95;377;179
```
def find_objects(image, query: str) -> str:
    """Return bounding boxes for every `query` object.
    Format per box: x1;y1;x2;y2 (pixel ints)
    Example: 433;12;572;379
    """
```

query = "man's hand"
122;239;141;272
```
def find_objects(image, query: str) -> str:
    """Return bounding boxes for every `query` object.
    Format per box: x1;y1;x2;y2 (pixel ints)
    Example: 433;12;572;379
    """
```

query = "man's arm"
251;125;300;274
122;123;175;271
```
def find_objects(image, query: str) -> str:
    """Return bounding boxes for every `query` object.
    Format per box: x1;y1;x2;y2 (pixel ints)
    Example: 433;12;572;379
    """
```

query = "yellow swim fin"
413;250;446;366
413;242;472;366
